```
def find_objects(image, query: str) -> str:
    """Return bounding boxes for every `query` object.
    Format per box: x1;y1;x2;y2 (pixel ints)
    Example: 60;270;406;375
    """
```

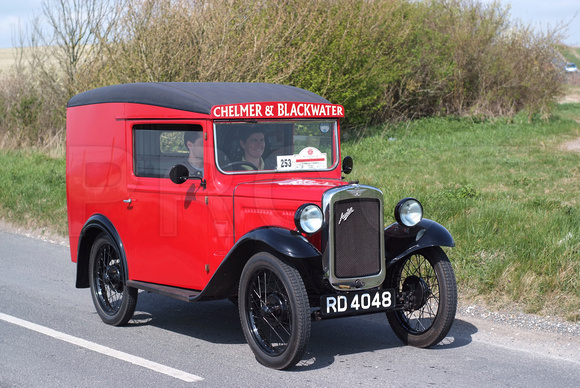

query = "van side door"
121;122;210;290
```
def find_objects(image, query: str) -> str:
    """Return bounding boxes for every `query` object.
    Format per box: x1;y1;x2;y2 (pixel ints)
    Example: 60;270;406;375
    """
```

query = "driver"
239;130;265;170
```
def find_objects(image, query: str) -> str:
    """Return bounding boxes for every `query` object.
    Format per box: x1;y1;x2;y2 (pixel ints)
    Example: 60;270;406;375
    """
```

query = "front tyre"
238;253;310;370
385;247;457;347
89;233;137;326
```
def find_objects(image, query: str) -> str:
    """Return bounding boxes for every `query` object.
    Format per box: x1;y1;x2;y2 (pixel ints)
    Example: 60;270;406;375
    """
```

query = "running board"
127;280;201;302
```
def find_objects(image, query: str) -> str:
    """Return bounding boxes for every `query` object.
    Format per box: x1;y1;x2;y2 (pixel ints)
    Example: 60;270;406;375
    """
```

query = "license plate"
320;289;395;317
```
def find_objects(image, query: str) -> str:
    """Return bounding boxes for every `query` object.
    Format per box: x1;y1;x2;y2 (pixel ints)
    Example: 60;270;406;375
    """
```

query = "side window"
133;124;203;178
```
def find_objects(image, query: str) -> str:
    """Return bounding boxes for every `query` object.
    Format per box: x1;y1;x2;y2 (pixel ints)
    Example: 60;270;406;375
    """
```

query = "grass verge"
1;104;579;319
0;150;67;236
343;104;580;320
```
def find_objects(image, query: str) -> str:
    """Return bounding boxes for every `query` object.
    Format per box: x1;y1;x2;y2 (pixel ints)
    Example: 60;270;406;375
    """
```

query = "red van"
66;82;457;369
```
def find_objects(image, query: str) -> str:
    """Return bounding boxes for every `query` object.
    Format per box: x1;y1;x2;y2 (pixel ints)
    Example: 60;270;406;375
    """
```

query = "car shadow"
128;291;478;371
128;292;244;346
292;315;478;371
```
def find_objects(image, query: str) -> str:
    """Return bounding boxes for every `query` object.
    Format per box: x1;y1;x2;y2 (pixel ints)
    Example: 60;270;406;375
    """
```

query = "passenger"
239;130;266;170
184;131;204;176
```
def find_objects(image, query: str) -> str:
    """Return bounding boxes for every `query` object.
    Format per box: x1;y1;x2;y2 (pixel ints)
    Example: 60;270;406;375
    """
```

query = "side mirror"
169;164;189;184
342;156;353;174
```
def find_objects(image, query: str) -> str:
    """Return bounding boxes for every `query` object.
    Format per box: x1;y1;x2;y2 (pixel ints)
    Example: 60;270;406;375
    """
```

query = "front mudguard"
199;227;321;300
384;219;454;268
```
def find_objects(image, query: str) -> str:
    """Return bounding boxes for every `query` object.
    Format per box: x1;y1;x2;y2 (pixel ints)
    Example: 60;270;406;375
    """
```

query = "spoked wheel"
238;252;310;370
385;247;457;347
89;233;137;326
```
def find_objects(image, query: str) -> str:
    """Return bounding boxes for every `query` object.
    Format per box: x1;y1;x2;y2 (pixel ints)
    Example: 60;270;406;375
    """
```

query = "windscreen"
214;120;338;173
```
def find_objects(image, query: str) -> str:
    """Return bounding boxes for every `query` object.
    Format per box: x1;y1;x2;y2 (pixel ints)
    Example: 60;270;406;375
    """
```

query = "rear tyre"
385;247;457;347
89;233;137;326
238;252;310;370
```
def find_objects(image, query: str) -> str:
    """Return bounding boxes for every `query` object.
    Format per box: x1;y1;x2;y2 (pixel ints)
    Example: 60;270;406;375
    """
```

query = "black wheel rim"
394;253;440;334
245;268;292;356
93;242;125;316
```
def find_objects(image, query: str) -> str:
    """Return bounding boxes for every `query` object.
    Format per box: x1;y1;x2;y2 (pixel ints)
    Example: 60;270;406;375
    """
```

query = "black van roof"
67;82;330;114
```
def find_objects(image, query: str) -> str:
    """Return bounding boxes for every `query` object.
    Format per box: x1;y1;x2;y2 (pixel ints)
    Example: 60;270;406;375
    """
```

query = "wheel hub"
401;275;430;310
105;265;123;292
260;294;288;325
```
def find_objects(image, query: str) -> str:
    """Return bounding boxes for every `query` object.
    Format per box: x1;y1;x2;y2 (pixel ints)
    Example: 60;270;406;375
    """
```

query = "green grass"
343;105;580;320
0;104;579;319
0;150;67;235
560;45;580;64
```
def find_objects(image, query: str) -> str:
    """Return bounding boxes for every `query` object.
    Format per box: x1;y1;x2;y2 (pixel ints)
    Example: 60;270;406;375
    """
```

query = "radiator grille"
333;198;381;278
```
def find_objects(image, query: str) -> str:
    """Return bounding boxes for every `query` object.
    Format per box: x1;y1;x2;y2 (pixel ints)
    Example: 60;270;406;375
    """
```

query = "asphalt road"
1;230;579;387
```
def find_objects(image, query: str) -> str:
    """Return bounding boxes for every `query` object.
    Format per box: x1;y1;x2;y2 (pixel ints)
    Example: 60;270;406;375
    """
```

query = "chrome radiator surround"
321;185;385;291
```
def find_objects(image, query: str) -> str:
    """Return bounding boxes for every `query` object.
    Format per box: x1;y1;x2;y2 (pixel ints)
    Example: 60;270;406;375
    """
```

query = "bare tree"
21;0;122;94
4;0;123;149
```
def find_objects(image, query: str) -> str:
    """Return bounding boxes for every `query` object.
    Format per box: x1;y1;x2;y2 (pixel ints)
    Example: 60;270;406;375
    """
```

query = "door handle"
123;199;134;204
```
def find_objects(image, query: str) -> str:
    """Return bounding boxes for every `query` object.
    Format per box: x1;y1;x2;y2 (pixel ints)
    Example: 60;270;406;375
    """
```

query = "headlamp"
294;204;323;235
395;198;423;227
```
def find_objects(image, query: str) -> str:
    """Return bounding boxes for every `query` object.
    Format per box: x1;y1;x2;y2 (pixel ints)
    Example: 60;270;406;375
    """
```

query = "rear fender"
384;219;454;267
75;215;126;288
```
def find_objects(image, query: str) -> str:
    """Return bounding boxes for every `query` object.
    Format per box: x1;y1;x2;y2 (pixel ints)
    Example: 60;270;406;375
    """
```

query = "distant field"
0;46;58;73
3;44;578;74
0;47;17;72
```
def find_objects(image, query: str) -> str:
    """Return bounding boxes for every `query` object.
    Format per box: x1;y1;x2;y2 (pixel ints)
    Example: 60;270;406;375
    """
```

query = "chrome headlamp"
394;198;423;227
294;204;323;235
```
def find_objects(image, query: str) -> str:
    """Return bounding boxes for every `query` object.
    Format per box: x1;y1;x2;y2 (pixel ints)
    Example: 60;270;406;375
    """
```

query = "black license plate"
320;289;395;317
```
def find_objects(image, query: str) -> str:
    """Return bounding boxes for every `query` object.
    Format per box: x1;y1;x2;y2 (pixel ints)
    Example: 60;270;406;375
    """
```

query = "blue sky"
481;0;579;46
0;0;44;48
0;0;578;49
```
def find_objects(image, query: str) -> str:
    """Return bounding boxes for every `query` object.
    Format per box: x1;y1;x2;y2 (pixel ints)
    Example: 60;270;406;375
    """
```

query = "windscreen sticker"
277;147;327;171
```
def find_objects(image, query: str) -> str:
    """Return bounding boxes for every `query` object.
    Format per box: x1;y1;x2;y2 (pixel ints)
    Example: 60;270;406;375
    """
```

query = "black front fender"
199;227;321;300
384;219;454;266
237;227;322;259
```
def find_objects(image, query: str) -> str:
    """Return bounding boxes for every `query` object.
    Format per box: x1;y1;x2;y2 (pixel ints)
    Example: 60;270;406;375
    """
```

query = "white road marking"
0;312;203;383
